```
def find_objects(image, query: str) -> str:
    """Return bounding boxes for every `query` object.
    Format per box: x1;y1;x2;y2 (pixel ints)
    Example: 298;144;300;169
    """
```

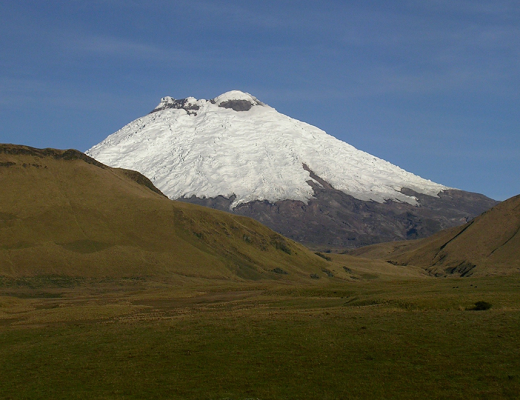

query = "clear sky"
1;0;518;200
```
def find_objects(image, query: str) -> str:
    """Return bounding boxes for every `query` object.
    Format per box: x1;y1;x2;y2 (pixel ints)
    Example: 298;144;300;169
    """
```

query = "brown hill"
350;195;520;277
0;144;329;281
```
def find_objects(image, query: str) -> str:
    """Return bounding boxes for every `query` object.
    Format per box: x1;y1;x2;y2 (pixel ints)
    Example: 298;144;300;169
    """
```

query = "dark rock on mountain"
150;97;201;114
180;167;497;250
218;99;259;111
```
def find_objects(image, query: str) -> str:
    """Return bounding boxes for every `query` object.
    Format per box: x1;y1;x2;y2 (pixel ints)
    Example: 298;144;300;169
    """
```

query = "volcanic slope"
0;144;330;281
350;194;520;277
86;90;497;249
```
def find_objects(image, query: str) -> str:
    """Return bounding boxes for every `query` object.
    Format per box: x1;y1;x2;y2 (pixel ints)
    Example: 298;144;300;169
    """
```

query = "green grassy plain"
1;273;519;400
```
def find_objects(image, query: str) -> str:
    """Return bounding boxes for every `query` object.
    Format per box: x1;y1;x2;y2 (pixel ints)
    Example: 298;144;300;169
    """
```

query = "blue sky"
1;0;518;200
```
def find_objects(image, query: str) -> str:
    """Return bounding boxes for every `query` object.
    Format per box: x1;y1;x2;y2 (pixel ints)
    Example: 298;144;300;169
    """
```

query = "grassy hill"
0;144;329;281
350;194;520;277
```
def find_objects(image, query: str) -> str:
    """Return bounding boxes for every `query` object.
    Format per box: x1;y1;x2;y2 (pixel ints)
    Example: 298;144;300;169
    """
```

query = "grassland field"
1;265;519;400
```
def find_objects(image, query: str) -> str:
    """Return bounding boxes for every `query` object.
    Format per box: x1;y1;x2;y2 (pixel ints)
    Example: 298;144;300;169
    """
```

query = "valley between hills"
1;144;519;399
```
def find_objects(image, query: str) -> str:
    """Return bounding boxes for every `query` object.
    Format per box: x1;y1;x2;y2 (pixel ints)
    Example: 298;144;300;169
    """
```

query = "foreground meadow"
1;274;519;399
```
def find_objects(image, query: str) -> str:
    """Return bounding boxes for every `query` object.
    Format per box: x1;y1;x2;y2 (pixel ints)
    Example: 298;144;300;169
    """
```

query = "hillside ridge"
349;194;520;276
0;143;329;281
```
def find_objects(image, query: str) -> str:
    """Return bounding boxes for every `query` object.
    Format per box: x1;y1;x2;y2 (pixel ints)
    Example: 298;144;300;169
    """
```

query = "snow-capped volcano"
86;90;497;249
87;90;447;208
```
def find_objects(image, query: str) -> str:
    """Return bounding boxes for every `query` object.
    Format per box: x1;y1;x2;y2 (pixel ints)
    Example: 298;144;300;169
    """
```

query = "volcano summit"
87;90;497;249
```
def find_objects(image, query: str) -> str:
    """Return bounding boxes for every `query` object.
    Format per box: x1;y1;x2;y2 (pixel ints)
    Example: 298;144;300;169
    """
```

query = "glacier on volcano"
86;90;448;209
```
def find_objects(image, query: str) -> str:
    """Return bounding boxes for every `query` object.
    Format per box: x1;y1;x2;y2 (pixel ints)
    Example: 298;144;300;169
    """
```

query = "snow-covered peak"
151;90;264;114
157;96;175;107
87;91;450;208
213;90;261;105
152;96;204;113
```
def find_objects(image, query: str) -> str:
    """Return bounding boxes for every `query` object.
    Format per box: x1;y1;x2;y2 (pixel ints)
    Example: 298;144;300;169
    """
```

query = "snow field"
87;91;449;208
